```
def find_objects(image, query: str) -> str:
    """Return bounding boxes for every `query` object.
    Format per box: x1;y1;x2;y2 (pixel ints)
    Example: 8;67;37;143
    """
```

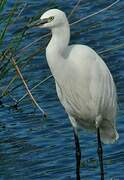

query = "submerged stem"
9;53;46;117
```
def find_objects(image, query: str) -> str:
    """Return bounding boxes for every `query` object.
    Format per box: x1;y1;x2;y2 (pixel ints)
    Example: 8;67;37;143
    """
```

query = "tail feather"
100;128;119;144
100;120;119;144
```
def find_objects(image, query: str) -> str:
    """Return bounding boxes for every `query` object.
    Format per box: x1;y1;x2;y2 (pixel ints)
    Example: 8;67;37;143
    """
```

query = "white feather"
40;9;119;144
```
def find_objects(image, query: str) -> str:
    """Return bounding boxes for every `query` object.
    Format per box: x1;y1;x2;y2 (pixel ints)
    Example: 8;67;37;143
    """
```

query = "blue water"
0;0;124;179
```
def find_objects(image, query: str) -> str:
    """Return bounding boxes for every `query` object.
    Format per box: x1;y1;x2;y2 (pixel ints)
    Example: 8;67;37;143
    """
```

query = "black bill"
28;18;48;28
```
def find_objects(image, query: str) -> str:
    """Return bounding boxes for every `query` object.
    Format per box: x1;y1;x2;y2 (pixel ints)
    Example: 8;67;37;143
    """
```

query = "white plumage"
40;9;119;144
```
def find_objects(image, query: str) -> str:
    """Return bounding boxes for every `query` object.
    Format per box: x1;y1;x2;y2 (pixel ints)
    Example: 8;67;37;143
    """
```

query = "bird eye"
48;16;54;22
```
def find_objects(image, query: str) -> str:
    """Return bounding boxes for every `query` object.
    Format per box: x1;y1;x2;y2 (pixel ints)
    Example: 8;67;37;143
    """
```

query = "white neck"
48;21;70;54
46;20;70;78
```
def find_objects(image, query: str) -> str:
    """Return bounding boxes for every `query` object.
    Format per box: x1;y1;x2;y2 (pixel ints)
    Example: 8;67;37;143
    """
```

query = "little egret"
30;9;119;180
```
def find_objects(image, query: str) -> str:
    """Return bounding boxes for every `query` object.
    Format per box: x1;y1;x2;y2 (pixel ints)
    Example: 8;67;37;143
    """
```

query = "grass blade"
0;0;7;13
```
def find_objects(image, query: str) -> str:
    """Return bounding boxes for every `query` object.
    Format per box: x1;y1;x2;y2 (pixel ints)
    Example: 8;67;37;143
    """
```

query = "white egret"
30;9;119;180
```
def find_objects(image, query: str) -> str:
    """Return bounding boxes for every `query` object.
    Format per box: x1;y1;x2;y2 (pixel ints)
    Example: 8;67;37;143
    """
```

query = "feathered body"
41;9;119;144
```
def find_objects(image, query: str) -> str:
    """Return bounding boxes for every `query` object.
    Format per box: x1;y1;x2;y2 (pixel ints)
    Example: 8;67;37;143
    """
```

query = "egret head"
29;9;67;29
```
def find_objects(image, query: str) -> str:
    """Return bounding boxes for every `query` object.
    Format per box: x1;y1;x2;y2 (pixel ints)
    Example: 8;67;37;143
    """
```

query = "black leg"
73;128;81;180
97;128;104;180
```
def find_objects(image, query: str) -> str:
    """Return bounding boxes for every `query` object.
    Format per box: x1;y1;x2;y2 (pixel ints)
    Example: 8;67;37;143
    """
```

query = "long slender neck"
47;21;70;56
46;20;70;80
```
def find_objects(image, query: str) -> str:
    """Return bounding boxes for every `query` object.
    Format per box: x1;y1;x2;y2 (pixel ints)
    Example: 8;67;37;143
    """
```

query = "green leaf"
0;0;8;13
0;3;17;46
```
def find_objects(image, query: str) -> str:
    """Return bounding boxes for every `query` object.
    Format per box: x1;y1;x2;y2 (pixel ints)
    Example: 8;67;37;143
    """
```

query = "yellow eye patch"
48;16;54;22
